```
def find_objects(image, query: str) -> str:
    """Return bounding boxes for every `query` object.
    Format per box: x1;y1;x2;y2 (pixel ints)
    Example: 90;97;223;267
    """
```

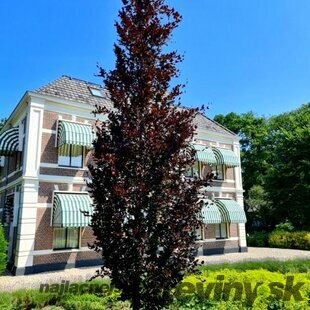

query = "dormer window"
89;87;104;98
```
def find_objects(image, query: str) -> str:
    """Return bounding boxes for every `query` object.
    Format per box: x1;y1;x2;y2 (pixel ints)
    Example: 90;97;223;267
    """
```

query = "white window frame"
58;145;84;168
53;227;80;250
215;223;229;239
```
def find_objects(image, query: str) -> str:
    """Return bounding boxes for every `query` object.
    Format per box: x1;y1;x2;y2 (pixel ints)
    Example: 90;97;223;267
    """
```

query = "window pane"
66;228;79;248
215;224;221;238
221;223;227;238
195;226;203;240
70;146;83;167
58;145;71;166
53;228;66;249
212;165;224;180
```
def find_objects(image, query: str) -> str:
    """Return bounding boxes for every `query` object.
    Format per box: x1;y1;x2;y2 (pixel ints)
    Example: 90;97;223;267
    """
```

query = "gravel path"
0;247;309;292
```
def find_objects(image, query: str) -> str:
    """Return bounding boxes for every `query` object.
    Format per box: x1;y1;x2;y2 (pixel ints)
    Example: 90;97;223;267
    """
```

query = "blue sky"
1;0;310;120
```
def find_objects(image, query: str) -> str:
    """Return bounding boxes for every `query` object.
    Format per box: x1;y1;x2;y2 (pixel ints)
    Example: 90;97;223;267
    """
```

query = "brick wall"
38;182;68;203
41;133;58;163
204;224;215;239
33;250;101;266
39;167;89;178
34;208;53;250
43;111;71;131
230;223;238;237
202;240;238;249
226;168;234;180
81;227;96;247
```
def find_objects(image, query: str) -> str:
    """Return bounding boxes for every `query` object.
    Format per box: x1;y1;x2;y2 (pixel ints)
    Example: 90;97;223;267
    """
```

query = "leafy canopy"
88;1;204;309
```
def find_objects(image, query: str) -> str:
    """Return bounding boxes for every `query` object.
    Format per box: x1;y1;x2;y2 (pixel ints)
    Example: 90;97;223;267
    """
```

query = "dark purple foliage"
88;1;206;308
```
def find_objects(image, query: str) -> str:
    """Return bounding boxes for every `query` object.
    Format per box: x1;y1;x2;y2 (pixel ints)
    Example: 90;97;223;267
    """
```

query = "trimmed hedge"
0;224;7;275
268;231;310;250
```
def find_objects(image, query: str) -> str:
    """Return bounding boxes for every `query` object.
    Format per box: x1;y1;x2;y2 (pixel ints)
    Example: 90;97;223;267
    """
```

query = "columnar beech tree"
88;1;205;308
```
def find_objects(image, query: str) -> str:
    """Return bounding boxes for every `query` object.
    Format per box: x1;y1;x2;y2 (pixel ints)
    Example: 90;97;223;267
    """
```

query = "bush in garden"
274;220;295;232
246;231;269;247
172;269;310;309
268;231;310;250
0;224;7;275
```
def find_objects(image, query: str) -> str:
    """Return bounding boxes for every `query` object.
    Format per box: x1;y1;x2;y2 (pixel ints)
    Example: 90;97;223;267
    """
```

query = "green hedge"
246;231;269;247
0;224;7;275
171;269;310;309
268;231;310;250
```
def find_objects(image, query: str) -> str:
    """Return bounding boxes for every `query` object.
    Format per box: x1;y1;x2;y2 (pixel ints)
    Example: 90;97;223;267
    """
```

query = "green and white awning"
57;121;95;148
52;193;93;227
199;199;222;224
191;144;217;165
212;147;240;167
0;127;19;156
215;199;247;223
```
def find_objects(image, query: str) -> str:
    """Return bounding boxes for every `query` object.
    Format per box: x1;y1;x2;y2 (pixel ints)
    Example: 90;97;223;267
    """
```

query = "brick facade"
35;208;53;250
38;182;68;203
33;250;101;266
1;76;245;275
81;227;96;247
41;133;58;164
34;208;97;251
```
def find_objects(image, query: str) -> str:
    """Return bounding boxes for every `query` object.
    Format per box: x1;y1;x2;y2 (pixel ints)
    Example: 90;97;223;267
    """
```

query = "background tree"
244;185;272;231
265;104;310;229
214;112;269;231
214;112;268;193
214;104;310;231
88;1;204;309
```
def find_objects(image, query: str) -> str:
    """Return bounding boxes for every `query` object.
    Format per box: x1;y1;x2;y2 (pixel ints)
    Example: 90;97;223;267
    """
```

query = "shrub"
198;259;310;274
246;231;269;247
0;224;7;275
268;231;310;250
172;269;310;309
274;220;295;232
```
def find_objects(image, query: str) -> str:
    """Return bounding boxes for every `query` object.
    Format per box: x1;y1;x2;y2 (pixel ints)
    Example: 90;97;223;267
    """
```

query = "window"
89;87;105;98
195;225;204;240
185;161;199;178
58;145;83;168
215;223;228;239
15;152;22;170
53;228;80;250
212;165;224;180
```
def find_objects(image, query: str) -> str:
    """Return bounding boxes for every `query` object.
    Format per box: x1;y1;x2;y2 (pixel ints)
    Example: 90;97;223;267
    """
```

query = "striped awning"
0;127;19;156
212;147;240;167
215;199;247;223
191;144;217;165
199;199;222;224
57;121;95;148
52;193;93;227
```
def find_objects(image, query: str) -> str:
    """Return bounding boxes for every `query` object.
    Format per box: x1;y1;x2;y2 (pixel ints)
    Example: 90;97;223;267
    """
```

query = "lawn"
0;259;309;309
